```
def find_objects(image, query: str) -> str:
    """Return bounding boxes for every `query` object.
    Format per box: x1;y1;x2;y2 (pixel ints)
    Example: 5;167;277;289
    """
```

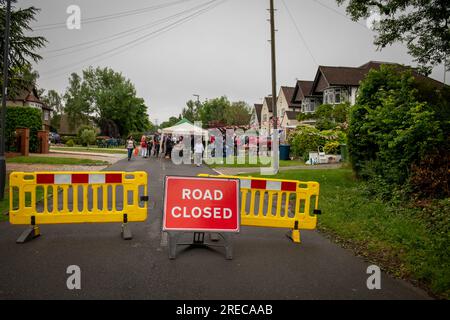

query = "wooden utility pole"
269;0;279;173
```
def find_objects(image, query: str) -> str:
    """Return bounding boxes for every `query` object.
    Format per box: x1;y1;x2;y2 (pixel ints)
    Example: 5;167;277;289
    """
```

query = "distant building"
251;60;446;131
260;96;273;132
250;103;262;129
6;87;52;131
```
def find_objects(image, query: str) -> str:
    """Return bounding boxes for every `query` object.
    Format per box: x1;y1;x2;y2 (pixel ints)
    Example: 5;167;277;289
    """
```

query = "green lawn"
0;191;9;222
208;156;304;168
7;156;109;166
51;146;127;154
247;168;449;298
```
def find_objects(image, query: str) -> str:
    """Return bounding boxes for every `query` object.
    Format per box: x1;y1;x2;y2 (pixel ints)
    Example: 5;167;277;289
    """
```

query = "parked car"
49;132;61;144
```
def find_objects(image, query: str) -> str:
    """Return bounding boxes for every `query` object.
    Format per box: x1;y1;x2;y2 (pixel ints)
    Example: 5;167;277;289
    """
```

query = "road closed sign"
163;176;240;232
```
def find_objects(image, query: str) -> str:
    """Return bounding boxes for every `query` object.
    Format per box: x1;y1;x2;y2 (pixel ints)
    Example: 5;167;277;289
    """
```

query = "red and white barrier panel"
239;178;297;192
36;173;123;185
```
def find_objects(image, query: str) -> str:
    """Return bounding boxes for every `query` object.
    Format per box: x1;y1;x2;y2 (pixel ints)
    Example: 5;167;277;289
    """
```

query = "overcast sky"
18;0;448;124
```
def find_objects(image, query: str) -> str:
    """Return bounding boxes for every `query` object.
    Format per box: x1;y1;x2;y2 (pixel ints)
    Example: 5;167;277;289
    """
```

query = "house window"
335;88;341;103
44;111;49;121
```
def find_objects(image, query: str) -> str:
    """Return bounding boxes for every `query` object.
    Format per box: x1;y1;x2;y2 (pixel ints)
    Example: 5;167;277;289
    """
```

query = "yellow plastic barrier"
9;171;148;243
198;174;320;243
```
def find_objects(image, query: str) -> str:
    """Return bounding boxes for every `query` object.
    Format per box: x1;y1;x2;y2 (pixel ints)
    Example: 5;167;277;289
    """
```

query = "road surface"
0;156;431;299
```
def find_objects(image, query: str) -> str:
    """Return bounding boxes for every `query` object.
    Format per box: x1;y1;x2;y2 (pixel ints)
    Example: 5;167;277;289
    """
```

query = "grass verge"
51;146;127;154
208;156;304;168
0;180;47;222
247;168;449;299
7;156;109;166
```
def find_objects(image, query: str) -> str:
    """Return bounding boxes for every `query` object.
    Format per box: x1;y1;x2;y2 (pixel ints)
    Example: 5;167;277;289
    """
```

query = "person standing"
194;140;204;167
140;135;147;158
147;136;152;157
126;136;135;161
154;135;160;157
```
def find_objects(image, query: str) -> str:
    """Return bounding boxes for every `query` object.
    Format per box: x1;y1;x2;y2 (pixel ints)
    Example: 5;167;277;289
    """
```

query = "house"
276;86;301;119
292;80;322;114
250;103;263;129
260;96;274;132
6;87;52;131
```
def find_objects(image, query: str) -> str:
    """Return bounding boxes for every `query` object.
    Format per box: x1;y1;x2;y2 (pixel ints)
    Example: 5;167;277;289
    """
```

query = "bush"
348;65;449;199
79;129;96;147
324;141;341;154
288;126;326;157
288;126;346;158
77;125;95;146
65;139;75;147
5;107;42;152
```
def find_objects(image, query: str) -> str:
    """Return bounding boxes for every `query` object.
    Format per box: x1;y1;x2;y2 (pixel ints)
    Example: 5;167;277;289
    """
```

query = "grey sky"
19;0;448;124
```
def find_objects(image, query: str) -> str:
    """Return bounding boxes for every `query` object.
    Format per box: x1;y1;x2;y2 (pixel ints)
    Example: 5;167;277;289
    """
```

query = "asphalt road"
0;156;431;299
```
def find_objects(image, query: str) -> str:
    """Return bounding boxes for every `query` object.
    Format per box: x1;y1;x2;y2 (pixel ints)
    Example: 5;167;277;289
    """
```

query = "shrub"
65;139;75;147
288;126;326;157
5;106;42;152
324;141;341;154
79;129;96;147
348;65;449;199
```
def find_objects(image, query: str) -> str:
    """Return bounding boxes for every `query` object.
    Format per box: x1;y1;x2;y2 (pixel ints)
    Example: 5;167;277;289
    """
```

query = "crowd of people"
125;134;205;166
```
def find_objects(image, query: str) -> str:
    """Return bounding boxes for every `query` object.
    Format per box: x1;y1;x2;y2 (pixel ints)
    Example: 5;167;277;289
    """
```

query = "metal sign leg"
16;216;40;244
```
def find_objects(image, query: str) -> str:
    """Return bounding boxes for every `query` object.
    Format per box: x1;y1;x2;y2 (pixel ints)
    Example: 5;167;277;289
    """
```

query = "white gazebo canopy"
161;119;208;136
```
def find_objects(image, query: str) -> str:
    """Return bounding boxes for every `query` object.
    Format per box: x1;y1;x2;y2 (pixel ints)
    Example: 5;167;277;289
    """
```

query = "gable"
314;72;329;94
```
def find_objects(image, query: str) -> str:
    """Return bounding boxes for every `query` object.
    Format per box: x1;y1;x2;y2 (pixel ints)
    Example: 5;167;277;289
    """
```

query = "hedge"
6;106;43;152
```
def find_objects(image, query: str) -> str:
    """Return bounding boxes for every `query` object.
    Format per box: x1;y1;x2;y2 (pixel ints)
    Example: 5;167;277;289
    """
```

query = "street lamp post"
0;0;12;200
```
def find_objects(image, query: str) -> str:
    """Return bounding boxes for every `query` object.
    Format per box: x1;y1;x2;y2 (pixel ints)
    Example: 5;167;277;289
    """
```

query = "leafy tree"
160;116;180;129
198;96;229;127
0;1;46;97
348;65;448;198
41;89;63;131
336;0;450;73
63;73;91;130
224;101;251;126
63;67;150;137
180;100;199;122
298;103;350;131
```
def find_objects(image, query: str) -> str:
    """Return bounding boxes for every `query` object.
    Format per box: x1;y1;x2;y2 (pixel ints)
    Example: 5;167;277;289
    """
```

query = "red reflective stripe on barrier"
72;174;89;184
251;180;266;189
106;173;122;184
36;174;54;184
281;181;297;192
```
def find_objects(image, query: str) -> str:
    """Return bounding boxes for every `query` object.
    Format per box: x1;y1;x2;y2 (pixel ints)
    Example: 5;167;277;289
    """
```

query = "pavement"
0;156;431;299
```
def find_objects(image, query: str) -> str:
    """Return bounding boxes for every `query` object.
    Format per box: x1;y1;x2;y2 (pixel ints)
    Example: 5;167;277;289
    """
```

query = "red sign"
163;176;240;232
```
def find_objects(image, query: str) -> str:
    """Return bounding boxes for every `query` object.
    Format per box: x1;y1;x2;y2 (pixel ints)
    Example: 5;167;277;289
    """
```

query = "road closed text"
163;176;240;232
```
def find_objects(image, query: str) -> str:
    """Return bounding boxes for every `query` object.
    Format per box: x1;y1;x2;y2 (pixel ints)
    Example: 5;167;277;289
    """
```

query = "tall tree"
0;1;46;97
160;116;180;129
180;100;198;122
198;96;230;127
64;67;150;137
41;89;63;130
224;101;251;126
336;0;450;74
